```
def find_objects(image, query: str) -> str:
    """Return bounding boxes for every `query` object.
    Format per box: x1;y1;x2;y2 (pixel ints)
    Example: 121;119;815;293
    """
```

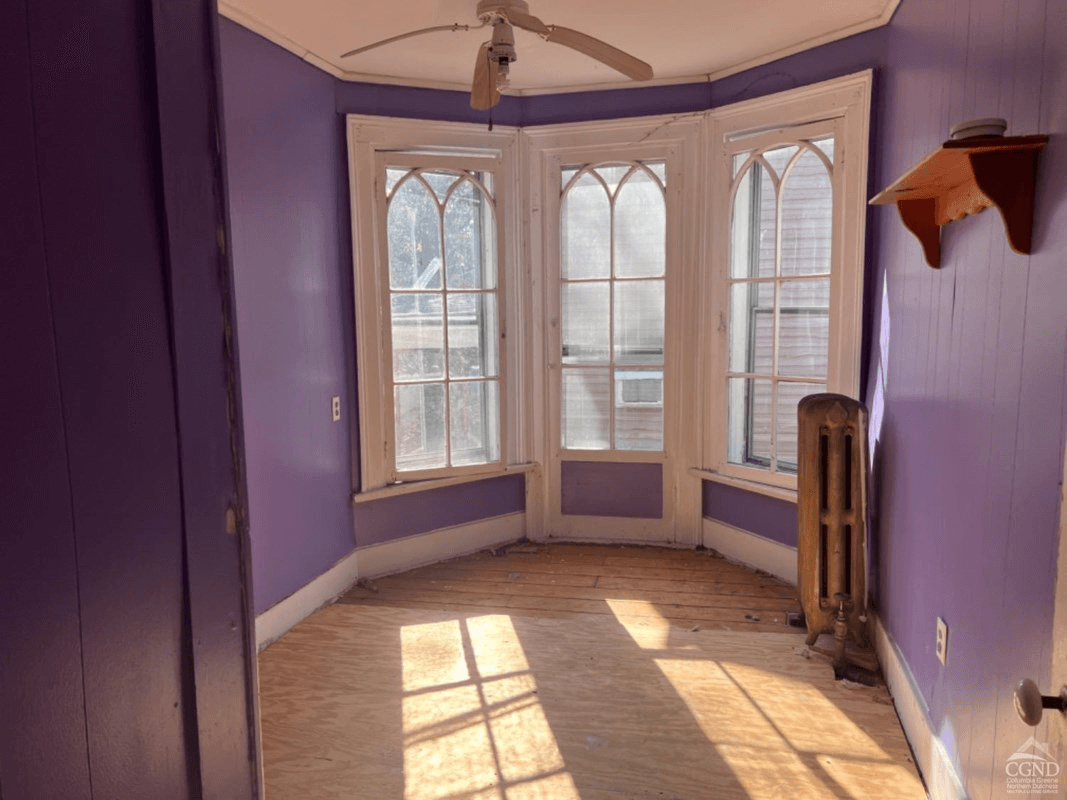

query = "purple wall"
220;20;357;614
869;1;1067;796
3;1;257;796
561;462;663;518
220;21;528;613
703;482;798;547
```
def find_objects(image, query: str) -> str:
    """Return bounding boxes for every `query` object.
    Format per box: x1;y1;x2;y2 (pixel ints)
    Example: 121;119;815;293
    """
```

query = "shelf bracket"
895;197;941;269
969;148;1041;255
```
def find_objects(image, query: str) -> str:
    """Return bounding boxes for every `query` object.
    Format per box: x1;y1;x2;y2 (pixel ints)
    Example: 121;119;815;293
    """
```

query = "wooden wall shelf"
870;135;1048;268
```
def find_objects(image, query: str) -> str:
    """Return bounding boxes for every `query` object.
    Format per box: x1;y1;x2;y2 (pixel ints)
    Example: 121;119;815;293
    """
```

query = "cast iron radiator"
796;393;869;647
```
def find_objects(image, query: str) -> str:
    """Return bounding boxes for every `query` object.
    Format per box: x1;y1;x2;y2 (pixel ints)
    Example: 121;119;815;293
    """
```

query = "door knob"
1014;678;1067;726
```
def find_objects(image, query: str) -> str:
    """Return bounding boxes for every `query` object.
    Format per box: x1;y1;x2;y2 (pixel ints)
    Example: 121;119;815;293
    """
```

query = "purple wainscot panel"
354;474;526;547
220;18;356;615
560;462;663;518
702;481;798;548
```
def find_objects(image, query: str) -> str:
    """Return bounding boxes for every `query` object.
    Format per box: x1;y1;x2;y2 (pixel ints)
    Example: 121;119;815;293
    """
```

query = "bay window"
346;71;870;503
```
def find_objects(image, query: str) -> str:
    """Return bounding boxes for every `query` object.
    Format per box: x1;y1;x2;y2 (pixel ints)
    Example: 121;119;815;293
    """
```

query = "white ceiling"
219;0;898;94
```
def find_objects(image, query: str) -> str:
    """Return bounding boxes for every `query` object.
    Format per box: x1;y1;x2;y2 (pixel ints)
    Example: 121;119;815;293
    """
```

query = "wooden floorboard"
260;542;927;799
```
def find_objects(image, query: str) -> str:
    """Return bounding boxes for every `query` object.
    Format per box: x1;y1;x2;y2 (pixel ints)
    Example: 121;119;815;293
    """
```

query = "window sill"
688;468;798;504
352;462;537;504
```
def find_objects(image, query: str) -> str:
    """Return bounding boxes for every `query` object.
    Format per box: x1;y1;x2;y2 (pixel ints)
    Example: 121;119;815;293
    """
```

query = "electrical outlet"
331;396;341;422
935;617;948;665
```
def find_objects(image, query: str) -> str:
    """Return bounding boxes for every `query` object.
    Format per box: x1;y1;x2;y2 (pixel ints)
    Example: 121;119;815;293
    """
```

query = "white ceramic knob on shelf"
949;117;1007;140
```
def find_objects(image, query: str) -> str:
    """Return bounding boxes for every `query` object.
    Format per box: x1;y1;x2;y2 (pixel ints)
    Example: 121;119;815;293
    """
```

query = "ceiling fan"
340;0;654;110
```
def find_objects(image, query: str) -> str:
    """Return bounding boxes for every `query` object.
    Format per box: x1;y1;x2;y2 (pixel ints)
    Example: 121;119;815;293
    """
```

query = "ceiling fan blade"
544;26;653;81
470;42;501;110
504;8;549;36
340;22;483;59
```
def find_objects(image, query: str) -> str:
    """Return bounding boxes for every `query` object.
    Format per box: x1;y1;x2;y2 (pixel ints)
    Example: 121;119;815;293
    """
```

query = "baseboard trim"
255;512;525;650
701;517;798;586
872;612;965;800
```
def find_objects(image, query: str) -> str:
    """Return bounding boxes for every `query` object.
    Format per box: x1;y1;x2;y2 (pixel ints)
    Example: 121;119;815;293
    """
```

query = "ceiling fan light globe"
477;0;531;24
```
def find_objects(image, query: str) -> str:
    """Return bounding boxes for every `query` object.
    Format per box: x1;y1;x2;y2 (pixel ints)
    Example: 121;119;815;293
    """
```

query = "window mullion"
439;195;452;469
770;163;786;473
608;190;617;450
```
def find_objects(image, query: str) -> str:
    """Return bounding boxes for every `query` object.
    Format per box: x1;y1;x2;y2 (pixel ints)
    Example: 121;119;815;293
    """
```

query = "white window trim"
346;115;526;493
701;70;872;493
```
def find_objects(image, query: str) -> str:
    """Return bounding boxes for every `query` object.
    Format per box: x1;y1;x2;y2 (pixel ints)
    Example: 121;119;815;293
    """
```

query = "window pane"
727;377;772;468
450;296;499;379
385;167;407;196
813;136;835;160
594;164;632;188
614;170;666;278
762;144;799;178
444;180;496;290
562;282;609;364
388;177;442;289
778;279;830;378
562;368;610;449
561;172;610;280
728;281;774;374
615;370;663;451
732;152;749;178
775;382;824;473
450;381;499;466
391;293;444;381
614;280;664;365
422;170;458;203
780;149;833;276
447;293;497;379
395;383;446;471
730;161;776;279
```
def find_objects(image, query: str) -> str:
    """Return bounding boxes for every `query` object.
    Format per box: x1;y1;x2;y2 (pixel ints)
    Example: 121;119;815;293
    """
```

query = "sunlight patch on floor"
721;661;889;759
605;598;672;649
656;657;914;800
401;615;579;800
655;658;783;747
467;614;531;676
714;743;842;799
401;619;469;692
402;685;497;799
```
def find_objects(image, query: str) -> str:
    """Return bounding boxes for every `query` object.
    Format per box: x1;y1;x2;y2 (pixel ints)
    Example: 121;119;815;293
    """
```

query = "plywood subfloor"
259;543;927;799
